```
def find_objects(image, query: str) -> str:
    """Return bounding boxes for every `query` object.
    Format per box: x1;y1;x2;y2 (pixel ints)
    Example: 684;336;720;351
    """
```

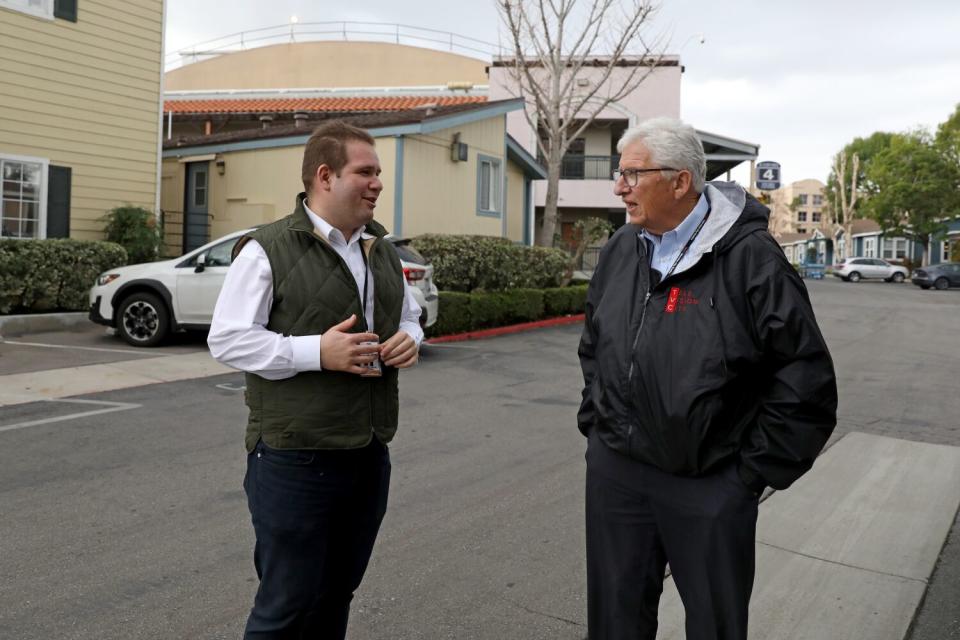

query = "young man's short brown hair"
301;121;376;191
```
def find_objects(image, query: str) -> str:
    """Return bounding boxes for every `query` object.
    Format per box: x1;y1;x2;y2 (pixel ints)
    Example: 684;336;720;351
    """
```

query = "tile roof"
162;100;515;150
164;95;488;114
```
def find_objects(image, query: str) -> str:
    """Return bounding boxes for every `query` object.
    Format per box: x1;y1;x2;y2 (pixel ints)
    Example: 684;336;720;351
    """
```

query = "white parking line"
2;340;148;355
0;398;141;433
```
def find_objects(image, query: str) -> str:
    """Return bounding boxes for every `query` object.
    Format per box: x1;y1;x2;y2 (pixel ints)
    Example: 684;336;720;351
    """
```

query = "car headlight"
97;273;121;286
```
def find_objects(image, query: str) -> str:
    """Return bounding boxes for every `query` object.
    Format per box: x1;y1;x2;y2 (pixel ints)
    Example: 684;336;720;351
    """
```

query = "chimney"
293;111;309;128
259;114;274;129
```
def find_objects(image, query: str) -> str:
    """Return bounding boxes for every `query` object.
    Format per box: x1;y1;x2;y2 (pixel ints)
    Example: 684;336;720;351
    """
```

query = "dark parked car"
911;262;960;290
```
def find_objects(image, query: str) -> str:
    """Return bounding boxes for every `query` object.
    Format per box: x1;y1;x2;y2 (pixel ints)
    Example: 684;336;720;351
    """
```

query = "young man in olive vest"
209;121;423;639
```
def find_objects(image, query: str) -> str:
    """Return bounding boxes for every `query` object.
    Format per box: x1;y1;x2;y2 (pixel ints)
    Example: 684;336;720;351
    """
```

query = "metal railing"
576;247;602;272
167;22;502;71
537;155;620;180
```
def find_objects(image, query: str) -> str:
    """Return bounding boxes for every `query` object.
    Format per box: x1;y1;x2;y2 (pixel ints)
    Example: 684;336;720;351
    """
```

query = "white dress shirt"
208;203;423;380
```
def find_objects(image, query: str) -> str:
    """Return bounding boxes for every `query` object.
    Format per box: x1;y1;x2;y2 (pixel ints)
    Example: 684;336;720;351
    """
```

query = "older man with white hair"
577;117;838;639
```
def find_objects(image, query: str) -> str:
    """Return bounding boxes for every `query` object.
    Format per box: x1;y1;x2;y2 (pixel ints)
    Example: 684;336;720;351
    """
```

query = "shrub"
101;205;161;263
411;234;567;292
543;284;589;316
428;291;471;337
0;239;127;313
426;284;587;338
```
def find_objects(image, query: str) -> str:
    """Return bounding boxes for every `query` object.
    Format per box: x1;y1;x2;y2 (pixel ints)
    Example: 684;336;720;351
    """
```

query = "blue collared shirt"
641;192;710;275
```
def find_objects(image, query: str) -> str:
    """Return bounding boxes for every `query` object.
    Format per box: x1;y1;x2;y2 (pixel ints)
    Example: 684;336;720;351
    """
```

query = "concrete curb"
426;314;585;344
0;312;91;339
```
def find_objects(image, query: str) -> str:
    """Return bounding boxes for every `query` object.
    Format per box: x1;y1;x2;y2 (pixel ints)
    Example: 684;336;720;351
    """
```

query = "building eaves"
506;134;547;179
162;98;525;156
164;95;488;115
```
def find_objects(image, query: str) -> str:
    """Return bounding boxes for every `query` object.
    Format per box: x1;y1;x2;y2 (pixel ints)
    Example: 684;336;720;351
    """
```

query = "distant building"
768;179;829;237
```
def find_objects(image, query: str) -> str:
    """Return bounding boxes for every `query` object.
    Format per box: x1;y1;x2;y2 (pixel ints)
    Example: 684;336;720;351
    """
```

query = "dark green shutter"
46;165;71;238
54;0;78;22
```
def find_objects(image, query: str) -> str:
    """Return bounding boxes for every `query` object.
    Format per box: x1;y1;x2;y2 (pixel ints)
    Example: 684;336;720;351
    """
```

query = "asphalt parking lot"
0;278;957;639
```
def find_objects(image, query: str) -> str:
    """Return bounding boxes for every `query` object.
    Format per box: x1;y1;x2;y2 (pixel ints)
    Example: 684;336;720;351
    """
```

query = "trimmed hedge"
427;284;589;337
411;234;569;292
0;239;127;313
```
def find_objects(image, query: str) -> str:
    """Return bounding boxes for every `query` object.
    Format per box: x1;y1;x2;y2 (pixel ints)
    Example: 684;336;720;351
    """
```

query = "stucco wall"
166;42;488;91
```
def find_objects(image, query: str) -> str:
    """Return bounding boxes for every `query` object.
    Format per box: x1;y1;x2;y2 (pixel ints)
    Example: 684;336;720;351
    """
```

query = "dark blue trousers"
585;430;758;640
243;438;391;640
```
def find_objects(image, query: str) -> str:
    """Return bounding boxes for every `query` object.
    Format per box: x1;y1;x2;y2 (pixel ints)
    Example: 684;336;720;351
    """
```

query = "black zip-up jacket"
578;182;837;493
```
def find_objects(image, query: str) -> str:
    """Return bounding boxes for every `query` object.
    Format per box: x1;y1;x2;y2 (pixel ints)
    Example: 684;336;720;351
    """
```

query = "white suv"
832;257;908;283
90;229;439;347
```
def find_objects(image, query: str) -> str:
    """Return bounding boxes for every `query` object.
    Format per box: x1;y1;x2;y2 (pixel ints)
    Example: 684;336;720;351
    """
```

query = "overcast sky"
164;0;960;186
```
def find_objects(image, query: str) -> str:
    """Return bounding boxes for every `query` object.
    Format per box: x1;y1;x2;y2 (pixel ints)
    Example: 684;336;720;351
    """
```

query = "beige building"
160;101;544;256
165;41;488;92
0;0;164;240
768;179;829;237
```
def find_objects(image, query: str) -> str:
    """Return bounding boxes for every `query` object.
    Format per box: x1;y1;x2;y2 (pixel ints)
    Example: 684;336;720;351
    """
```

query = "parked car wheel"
934;277;949;291
117;292;169;347
892;272;905;283
848;271;861;283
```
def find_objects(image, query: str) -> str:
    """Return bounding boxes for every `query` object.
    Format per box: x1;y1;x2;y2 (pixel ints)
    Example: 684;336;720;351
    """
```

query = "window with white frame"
812;212;821;223
882;237;908;260
0;0;54;19
798;194;808;205
864;237;877;257
1;154;47;239
943;239;956;263
797;211;807;222
813;194;823;205
477;154;502;215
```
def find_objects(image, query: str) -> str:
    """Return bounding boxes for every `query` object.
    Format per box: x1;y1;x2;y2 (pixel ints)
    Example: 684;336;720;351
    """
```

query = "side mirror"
194;252;206;273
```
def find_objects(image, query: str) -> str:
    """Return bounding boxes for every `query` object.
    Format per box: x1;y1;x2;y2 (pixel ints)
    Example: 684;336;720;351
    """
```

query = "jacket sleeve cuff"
737;463;767;496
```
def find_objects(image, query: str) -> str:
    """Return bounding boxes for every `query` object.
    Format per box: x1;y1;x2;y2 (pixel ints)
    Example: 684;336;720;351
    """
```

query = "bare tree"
832;151;859;260
497;0;664;246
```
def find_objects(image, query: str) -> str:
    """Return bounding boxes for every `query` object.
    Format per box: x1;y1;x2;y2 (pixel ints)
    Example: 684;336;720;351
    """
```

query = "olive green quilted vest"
241;194;404;452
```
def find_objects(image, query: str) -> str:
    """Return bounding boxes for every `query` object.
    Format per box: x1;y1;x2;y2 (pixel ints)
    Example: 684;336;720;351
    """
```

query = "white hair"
617;117;707;192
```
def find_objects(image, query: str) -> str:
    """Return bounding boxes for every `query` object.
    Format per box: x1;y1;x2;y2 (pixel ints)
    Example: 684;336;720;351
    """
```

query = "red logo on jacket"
664;287;699;313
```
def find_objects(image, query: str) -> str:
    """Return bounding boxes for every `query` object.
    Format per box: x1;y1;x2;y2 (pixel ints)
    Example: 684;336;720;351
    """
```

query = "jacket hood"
670;181;770;276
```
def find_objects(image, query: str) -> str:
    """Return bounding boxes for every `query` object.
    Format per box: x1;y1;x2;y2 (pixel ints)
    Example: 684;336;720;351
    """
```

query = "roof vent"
259;114;274;129
293;111;309;128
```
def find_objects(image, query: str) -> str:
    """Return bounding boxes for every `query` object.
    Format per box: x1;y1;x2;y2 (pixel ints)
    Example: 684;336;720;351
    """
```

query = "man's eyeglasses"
613;167;678;187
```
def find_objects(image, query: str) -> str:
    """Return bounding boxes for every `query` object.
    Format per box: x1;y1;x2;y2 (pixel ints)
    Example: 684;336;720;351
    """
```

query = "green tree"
864;132;960;265
935;103;960;166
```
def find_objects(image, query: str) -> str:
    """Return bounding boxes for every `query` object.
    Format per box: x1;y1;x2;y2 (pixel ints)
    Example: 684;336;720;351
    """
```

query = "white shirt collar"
302;200;371;246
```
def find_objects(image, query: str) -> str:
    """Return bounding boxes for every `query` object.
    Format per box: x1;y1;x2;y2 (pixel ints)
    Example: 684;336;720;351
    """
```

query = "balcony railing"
539;155;619;180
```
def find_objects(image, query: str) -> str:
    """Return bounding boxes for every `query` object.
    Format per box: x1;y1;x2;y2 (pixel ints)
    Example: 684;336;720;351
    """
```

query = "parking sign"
756;161;781;190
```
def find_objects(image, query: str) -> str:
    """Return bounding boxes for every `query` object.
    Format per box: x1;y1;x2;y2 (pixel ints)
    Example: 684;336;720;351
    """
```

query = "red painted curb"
426;314;585;344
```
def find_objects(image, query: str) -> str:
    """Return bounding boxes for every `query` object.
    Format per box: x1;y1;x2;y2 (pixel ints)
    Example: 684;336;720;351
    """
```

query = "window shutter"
54;0;78;22
46;165;72;238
